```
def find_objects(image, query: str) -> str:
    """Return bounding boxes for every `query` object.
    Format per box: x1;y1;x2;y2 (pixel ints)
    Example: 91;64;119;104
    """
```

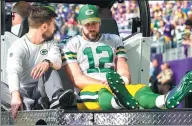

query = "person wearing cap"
62;4;192;110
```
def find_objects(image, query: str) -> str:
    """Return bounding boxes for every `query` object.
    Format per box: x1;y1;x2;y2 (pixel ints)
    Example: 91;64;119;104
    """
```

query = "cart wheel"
35;119;47;125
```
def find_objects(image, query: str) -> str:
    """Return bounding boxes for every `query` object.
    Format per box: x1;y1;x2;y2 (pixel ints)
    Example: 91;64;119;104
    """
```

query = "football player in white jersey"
62;4;192;110
2;6;74;119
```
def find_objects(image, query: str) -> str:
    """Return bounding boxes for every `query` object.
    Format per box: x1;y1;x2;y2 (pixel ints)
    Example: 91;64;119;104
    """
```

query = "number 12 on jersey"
83;45;114;73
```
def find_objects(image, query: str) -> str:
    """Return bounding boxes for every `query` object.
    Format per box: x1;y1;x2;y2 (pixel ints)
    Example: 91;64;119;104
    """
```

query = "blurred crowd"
111;1;139;31
52;1;192;49
5;1;140;42
51;4;82;42
5;1;192;50
52;1;140;42
150;1;192;54
149;59;173;95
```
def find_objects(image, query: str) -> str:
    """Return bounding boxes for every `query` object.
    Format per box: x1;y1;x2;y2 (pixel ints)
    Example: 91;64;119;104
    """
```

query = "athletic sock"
98;88;123;110
111;96;124;109
155;95;166;109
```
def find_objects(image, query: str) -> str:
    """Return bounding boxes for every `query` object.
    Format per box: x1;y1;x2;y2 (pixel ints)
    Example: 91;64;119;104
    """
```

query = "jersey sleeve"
6;42;25;93
61;37;78;66
115;35;128;59
46;41;62;68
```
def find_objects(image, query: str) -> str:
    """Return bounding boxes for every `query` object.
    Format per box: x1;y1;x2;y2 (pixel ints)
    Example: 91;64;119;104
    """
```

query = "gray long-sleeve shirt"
6;35;62;93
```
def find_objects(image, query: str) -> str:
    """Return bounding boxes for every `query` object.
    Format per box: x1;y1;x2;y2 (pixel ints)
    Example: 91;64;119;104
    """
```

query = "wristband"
121;76;129;84
42;59;53;67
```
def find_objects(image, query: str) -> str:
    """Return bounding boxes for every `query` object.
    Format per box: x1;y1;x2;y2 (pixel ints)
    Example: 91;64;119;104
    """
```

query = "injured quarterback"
61;4;192;110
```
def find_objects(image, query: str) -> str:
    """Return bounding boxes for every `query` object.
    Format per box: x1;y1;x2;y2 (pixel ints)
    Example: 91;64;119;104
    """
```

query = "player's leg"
37;68;75;109
77;84;124;110
1;81;36;110
106;71;139;109
110;82;159;109
134;85;162;109
107;71;192;109
106;72;167;109
135;71;192;109
98;88;124;110
1;82;12;111
77;84;103;110
165;71;192;108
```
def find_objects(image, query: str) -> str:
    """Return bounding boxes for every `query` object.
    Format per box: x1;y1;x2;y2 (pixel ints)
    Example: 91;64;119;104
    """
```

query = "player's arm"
61;38;104;90
45;41;62;70
6;43;24;118
64;62;104;90
116;57;131;84
115;35;131;84
31;41;62;79
6;43;24;94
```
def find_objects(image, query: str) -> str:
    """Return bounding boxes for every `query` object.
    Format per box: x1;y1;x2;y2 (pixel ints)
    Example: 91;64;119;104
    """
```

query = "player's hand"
11;91;23;119
31;62;50;79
